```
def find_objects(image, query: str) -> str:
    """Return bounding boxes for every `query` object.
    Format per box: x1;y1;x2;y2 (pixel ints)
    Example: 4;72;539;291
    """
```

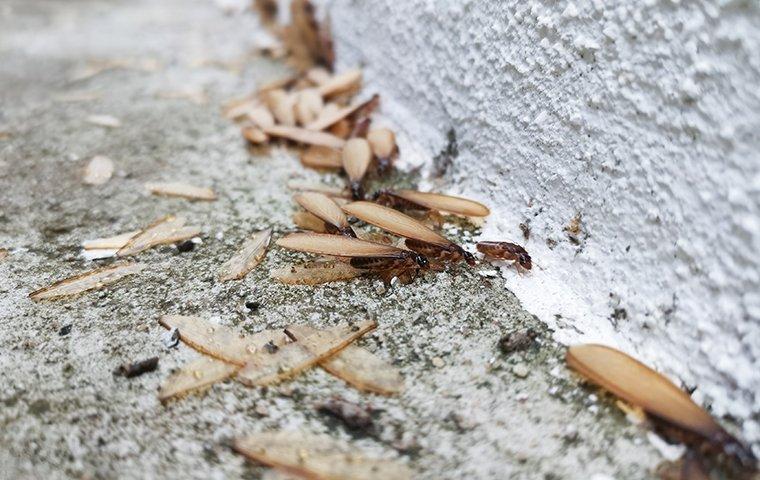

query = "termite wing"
294;192;356;237
341;138;372;200
373;189;490;218
366;128;398;175
276;232;429;283
342;201;476;266
567;344;756;477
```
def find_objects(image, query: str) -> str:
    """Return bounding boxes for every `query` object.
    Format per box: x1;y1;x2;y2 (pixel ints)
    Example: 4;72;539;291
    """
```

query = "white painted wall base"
319;0;760;447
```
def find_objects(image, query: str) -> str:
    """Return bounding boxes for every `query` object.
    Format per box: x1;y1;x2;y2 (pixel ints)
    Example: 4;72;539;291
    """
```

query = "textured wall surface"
324;0;760;444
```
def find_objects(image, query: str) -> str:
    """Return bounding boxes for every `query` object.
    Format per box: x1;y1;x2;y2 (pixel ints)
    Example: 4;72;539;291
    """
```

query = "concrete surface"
0;0;729;478
322;0;760;447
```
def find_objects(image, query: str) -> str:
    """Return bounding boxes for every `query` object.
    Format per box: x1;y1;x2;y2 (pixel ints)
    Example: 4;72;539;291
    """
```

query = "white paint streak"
322;0;760;445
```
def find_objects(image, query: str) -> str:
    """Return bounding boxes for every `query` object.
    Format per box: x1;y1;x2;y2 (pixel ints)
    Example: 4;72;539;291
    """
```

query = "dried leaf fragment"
237;320;376;386
263;125;345;148
270;261;360;285
117;215;200;257
158;356;238;403
218;229;272;281
158;314;288;366
29;263;144;301
233;431;412;480
288;325;402;395
83;155;114;185
284;0;335;71
86;114;121;128
145;182;217;201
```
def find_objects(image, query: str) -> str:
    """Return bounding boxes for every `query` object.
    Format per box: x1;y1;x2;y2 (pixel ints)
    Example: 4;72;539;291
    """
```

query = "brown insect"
366;128;398;175
276;232;428;283
341;138;372;200
567;344;756;476
373;189;490;217
342;201;476;266
476;241;532;270
294;192;356;237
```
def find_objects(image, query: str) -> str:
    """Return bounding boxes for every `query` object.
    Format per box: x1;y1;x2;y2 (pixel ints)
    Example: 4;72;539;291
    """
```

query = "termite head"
339;226;357;238
411;252;429;269
350;181;364;200
710;430;757;470
461;248;476;266
517;253;532;270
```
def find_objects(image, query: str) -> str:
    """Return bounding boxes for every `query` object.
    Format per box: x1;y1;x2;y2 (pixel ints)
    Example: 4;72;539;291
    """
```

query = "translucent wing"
343;201;450;246
393;189;490;217
277;232;406;258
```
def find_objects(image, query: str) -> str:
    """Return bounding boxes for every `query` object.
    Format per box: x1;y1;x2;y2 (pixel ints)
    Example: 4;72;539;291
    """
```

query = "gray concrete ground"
0;1;668;478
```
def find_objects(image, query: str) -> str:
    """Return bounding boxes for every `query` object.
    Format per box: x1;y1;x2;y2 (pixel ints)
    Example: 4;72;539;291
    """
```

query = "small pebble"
432;356;445;368
58;325;72;336
512;363;530;378
254;403;269;417
478;269;498;278
245;300;260;312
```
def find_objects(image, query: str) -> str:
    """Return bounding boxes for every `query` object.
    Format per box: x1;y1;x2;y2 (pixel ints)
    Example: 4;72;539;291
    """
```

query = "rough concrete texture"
323;0;760;447
0;0;747;479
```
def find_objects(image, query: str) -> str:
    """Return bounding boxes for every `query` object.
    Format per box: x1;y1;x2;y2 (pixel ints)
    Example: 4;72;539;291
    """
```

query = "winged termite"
117;215;200;257
263;125;345;148
567;344;756;472
318;68;362;97
342;138;372;199
287;325;403;395
145;182;217;201
366;128;397;174
276;233;428;282
29;263;144;301
233;431;412;480
218;229;273;281
158;315;289;366
477;241;532;270
270;260;361;285
294;192;355;237
300;145;342;170
83;155;114;185
374;189;490;218
158;356;238;403
342;201;476;266
237;320;376;386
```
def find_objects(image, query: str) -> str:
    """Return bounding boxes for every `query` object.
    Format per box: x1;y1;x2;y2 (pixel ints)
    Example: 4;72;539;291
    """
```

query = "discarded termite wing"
341;138;372;200
566;344;756;472
342;201;476;266
276;232;428;275
373;189;490;218
477;241;531;270
294;192;356;237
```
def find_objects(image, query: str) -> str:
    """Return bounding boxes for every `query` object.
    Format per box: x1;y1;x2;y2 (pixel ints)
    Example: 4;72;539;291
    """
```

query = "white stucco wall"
318;0;760;444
